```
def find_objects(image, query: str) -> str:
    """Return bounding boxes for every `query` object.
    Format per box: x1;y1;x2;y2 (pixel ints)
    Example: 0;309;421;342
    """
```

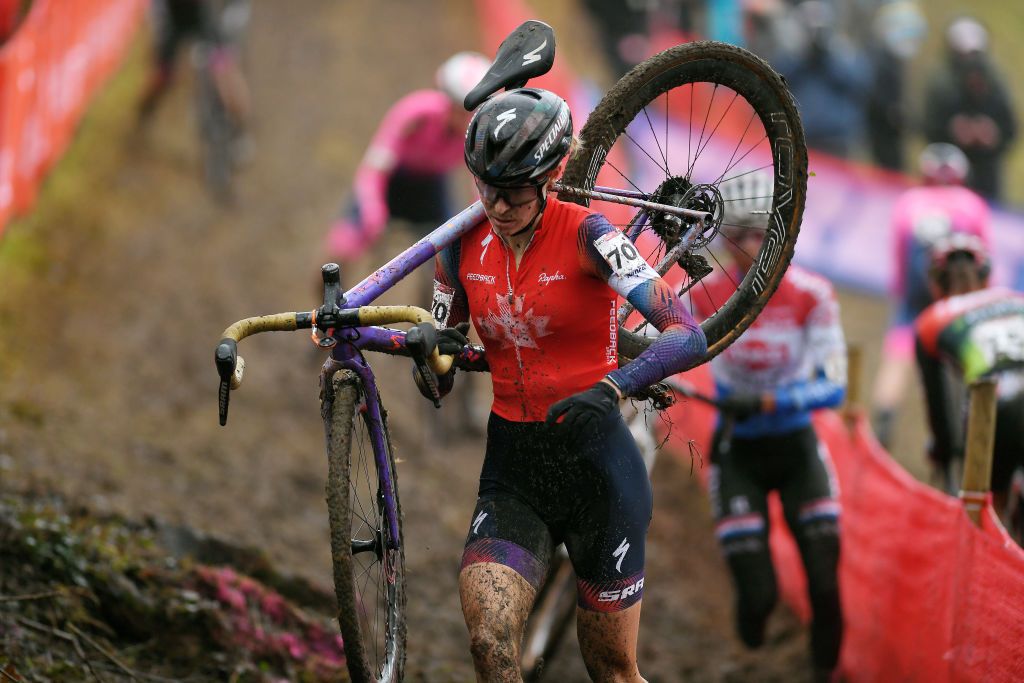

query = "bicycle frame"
321;201;486;543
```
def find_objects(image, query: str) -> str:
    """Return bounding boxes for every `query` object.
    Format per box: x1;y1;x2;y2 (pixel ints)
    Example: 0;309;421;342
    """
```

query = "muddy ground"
0;1;930;681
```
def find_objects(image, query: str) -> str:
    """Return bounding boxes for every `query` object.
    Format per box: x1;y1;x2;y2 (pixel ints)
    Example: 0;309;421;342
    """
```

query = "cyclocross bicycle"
214;20;806;683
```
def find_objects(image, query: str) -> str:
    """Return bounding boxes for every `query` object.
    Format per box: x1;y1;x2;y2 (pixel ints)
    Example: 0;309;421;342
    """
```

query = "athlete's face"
721;225;763;273
474;178;541;237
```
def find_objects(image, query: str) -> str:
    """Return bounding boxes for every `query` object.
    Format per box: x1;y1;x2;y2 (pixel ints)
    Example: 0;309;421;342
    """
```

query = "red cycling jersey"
433;196;705;422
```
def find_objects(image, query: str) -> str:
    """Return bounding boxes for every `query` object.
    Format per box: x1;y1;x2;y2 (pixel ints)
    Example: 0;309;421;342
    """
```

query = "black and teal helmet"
464;87;573;187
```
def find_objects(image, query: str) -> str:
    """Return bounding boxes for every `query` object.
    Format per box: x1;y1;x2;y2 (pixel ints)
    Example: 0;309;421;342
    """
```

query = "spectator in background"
870;143;991;449
580;0;700;79
923;16;1017;202
772;1;871;158
864;1;926;172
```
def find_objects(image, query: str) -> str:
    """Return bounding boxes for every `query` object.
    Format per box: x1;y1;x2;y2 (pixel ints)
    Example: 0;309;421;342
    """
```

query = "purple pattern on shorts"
461;538;546;590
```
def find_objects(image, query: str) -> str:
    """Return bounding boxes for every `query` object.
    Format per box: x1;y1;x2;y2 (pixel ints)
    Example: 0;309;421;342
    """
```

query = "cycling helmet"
435;51;491;105
929;232;991;286
464;87;573;187
919;142;969;186
718;170;774;229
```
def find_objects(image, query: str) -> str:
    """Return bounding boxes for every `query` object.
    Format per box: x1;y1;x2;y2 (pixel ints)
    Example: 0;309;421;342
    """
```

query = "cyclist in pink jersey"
427;87;706;681
870;143;991;448
323;52;490;265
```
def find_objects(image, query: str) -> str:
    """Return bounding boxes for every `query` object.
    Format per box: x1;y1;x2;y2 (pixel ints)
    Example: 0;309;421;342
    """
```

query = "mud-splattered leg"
460;562;535;682
577;601;647;682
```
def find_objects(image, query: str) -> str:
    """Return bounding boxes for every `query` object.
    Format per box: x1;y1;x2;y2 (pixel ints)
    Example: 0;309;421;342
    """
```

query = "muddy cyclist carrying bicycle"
425;85;707;680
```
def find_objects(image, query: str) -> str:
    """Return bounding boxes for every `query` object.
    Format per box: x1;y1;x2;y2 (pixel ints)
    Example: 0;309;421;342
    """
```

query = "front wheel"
563;41;807;366
323;370;406;683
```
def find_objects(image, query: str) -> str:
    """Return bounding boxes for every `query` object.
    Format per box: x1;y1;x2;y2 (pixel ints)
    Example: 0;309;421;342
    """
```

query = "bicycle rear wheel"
323;370;406;683
520;546;577;682
195;57;237;204
562;41;807;365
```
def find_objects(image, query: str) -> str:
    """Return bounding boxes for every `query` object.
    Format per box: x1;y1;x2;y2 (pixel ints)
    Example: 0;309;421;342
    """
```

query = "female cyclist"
691;172;847;683
915;234;1024;512
427;87;707;681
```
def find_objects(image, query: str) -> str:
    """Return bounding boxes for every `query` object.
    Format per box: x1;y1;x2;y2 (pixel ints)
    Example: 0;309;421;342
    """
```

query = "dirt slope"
0;1;918;681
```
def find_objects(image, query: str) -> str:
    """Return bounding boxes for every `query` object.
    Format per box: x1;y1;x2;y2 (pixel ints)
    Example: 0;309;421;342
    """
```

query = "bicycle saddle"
463;20;556;111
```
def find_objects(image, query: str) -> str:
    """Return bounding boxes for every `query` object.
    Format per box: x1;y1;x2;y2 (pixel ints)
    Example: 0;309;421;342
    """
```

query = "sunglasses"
474;178;540;208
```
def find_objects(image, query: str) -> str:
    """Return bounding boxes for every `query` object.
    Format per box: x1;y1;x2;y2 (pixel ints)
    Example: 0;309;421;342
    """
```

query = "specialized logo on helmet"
494;108;517;137
534;106;570;162
522;39;547;66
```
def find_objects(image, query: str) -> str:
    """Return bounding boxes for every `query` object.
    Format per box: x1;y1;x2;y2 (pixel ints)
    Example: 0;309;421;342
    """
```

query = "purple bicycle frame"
324;201;486;544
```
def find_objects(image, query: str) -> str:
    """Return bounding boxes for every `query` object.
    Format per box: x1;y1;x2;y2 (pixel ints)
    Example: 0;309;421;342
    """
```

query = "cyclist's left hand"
545;381;620;440
718;392;765;420
437;322;471;356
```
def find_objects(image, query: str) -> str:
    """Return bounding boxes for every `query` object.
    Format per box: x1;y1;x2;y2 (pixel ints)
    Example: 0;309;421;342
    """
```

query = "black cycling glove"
545;381;620;442
437;322;471;356
718;392;764;420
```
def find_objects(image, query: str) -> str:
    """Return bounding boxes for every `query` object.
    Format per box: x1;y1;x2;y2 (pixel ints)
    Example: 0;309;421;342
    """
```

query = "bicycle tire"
520;548;577;681
323;370;406;683
562;41;807;366
195;59;236;204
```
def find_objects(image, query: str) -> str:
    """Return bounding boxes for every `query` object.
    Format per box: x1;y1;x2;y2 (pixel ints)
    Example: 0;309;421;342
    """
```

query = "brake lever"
215;338;237;426
406;323;442;408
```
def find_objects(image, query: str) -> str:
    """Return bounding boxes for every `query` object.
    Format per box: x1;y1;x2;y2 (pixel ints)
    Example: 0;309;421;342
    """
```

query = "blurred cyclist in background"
323;51;490;273
870;143;991;448
915;235;1024;517
692;171;847;683
137;0;252;129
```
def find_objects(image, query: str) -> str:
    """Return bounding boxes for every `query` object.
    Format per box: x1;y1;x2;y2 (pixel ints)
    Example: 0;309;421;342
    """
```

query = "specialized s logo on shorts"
612;536;630;573
432;281;455;327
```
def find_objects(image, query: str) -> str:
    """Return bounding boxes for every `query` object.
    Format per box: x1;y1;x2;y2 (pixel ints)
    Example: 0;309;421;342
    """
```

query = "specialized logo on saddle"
612;537;630;573
537;270;565;285
494;109;517;137
466;272;496;284
522;39;547;66
534;106;570;162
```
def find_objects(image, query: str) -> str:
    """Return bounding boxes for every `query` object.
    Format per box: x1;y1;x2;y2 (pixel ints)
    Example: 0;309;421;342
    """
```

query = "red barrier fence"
661;367;1024;682
0;0;144;233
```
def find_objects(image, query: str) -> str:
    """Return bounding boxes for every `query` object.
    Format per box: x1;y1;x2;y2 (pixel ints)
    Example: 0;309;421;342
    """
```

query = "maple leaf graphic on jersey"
476;293;552;353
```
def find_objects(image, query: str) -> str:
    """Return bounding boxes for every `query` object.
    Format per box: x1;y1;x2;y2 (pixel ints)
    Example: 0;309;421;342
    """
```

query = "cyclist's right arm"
433;239;488;373
914;318;962;470
352;92;431;239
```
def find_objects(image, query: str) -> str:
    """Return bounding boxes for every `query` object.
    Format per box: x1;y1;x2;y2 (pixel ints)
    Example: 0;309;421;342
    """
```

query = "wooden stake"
959;378;998;526
842;344;863;431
